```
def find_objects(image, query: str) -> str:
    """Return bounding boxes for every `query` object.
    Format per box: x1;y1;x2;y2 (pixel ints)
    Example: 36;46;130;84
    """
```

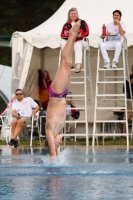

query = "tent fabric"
10;0;133;122
0;65;11;100
11;0;133;49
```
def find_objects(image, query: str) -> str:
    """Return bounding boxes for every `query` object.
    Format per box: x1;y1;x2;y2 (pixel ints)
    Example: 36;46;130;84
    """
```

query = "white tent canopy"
12;0;133;49
10;0;133;121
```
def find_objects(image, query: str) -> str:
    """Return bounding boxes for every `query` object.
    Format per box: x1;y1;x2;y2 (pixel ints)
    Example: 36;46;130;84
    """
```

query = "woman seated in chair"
60;7;89;73
46;20;81;160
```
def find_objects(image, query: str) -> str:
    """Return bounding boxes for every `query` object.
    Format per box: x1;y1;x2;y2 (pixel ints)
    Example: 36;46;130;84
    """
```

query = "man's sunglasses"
16;93;23;96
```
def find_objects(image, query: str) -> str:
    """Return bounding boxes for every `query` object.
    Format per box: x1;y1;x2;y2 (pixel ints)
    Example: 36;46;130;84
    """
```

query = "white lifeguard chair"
92;36;131;149
58;38;94;147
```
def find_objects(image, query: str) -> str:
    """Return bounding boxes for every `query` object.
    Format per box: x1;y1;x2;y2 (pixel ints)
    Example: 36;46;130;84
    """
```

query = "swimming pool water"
0;146;133;200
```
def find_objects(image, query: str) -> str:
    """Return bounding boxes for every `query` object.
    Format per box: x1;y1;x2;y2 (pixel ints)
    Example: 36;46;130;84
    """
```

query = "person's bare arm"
12;110;21;119
47;134;57;162
56;146;61;156
31;105;39;118
106;32;111;36
114;19;125;36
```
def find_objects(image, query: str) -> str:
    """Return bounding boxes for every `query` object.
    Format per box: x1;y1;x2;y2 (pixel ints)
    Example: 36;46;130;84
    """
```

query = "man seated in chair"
100;10;126;69
8;89;39;148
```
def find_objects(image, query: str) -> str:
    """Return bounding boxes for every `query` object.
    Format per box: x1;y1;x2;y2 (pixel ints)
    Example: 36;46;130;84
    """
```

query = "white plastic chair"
0;115;12;143
26;111;41;147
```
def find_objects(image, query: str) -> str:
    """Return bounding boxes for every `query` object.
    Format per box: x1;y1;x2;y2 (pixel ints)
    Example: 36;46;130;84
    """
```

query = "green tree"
0;0;65;65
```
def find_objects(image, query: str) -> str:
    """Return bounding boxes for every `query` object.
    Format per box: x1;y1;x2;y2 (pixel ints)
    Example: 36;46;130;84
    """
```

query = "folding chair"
0;115;12;143
27;111;41;147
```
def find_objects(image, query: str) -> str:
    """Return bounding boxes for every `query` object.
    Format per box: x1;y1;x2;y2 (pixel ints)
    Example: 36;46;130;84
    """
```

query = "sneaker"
104;62;110;69
112;61;117;68
14;140;20;148
8;139;16;146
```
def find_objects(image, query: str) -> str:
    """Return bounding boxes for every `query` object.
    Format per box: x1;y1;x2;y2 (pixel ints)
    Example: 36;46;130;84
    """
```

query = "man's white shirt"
106;21;126;42
12;97;38;117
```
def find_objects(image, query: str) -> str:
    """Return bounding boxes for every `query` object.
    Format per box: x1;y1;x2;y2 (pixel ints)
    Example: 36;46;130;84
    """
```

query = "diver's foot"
69;20;81;39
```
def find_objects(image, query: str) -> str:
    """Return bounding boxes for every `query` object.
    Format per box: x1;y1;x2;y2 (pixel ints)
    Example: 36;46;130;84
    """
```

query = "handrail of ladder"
123;36;128;51
93;35;129;149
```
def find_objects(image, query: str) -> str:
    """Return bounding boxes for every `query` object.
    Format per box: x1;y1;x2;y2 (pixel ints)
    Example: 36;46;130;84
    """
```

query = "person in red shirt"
60;7;89;73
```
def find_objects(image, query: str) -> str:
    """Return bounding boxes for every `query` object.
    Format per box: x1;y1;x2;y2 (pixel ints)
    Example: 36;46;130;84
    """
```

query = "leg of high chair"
96;137;99;146
38;124;41;145
102;122;105;145
74;120;77;142
131;120;133;140
95;123;99;146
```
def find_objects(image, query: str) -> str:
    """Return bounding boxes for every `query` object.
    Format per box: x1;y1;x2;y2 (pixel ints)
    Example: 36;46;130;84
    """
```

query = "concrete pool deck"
0;144;133;151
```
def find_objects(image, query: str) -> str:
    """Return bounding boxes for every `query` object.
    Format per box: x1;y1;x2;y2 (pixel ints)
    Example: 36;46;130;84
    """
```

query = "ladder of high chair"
92;41;130;149
58;39;93;147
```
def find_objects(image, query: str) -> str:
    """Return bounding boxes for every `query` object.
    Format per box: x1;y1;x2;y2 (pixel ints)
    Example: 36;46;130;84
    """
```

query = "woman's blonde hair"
66;7;79;22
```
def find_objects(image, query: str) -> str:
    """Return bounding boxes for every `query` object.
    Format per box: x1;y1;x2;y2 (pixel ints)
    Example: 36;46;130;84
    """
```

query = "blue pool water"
0;146;133;200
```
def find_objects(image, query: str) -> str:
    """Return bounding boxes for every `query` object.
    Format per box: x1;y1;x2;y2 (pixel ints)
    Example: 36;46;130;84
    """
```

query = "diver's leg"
52;20;81;93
